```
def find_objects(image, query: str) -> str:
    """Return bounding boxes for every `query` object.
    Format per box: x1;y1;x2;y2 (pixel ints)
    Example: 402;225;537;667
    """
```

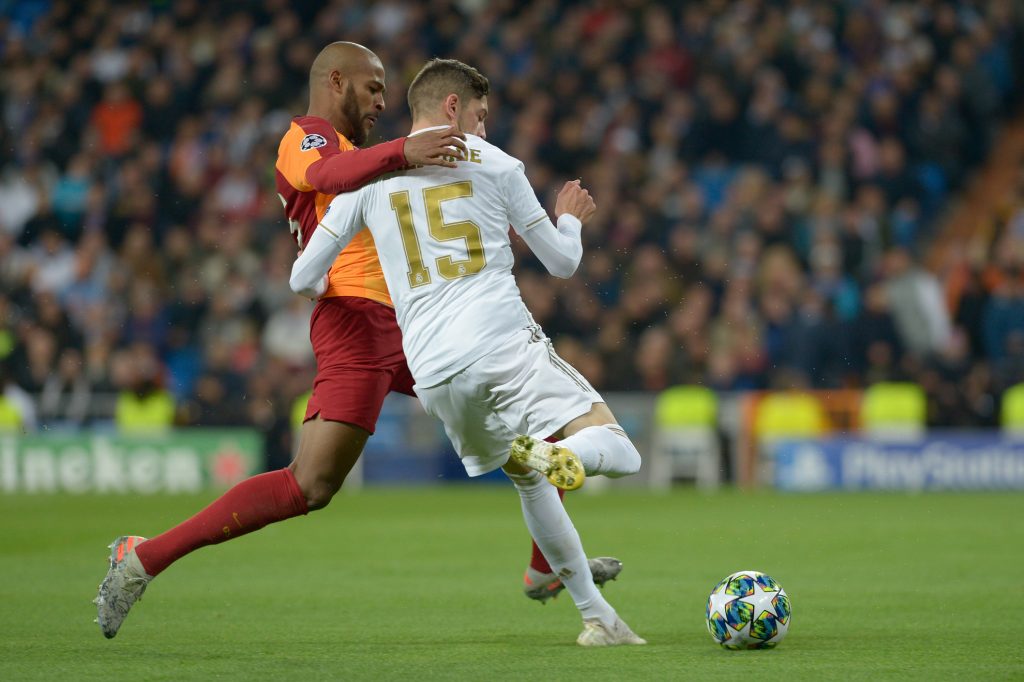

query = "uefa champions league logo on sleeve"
300;133;328;151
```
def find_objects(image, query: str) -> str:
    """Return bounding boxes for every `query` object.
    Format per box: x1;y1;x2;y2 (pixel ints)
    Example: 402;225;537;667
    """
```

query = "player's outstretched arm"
289;195;363;297
305;138;406;194
515;180;596;279
305;125;468;193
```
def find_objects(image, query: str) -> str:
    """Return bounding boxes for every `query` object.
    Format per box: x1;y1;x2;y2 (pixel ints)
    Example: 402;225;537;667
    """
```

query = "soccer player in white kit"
291;58;644;646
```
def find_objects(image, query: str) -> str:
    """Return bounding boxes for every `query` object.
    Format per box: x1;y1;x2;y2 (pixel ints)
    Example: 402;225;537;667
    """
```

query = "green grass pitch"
1;487;1021;680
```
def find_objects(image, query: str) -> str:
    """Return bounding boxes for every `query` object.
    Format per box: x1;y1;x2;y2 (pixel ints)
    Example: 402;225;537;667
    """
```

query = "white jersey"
318;131;553;387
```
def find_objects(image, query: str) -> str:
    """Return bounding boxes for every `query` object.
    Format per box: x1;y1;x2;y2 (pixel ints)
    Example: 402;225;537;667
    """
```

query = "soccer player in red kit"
94;43;618;639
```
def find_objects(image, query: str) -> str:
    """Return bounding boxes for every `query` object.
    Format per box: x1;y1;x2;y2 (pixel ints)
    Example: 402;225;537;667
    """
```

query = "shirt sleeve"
518;214;583;279
501;161;582;277
289;190;367;297
502;162;551;235
276;118;342;193
276;116;408;194
306;138;407;194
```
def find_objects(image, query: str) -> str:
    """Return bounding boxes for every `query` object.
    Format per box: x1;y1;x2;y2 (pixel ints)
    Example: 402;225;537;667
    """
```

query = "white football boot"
509;435;585;491
577;614;647;647
94;535;152;639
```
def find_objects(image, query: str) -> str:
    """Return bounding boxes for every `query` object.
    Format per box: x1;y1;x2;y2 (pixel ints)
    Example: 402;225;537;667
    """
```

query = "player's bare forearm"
305;138;407;194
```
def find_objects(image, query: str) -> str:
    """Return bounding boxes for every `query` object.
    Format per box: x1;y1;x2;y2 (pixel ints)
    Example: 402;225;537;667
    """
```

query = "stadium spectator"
90;82;143;157
261;296;314;366
111;345;175;434
38;347;93;428
0;359;37;433
882;247;954;358
982;273;1024;362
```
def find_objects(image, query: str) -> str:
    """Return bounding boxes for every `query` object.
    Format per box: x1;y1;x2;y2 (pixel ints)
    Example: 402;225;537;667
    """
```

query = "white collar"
408;124;455;137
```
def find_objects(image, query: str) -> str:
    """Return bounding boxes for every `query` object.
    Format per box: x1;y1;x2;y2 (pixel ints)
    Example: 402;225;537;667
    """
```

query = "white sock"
559;424;641;478
508;470;616;624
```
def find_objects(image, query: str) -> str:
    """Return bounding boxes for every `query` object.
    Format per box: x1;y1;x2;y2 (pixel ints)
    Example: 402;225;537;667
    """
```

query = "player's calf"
289;417;369;510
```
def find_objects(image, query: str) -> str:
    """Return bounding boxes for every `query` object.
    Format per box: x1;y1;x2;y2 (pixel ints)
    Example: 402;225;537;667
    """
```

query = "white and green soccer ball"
706;570;791;649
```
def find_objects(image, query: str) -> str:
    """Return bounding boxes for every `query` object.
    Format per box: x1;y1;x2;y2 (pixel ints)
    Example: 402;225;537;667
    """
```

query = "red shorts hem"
303;296;415;434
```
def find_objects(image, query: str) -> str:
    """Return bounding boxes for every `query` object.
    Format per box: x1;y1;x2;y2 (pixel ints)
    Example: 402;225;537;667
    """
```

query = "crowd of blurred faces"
1;0;1023;462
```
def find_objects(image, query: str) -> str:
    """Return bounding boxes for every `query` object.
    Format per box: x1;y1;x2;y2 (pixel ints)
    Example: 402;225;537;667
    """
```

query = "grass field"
1;487;1021;681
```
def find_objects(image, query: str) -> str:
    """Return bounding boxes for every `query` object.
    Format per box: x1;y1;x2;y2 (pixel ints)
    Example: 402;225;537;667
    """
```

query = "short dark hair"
407;58;489;118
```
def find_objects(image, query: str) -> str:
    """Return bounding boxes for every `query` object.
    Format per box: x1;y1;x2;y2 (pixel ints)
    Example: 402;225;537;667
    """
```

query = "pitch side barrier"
0;429;261;494
7;390;1022;492
736;388;1024;491
770;435;1024;491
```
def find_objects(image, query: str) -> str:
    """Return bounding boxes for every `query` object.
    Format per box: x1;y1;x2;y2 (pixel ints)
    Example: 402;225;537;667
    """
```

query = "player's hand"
402;126;468;168
555;180;596;223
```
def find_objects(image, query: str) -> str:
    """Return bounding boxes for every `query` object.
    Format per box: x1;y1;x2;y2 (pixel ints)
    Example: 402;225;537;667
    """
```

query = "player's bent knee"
603;434;642;478
620;438;642;477
302;478;343;511
289;462;345;511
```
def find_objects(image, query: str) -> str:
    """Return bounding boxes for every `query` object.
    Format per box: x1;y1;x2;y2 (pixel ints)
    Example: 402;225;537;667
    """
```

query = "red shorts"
304;296;415;433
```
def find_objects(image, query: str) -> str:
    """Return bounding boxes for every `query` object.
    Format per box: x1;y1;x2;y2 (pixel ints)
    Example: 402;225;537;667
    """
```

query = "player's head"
407;58;489;138
308;41;385;145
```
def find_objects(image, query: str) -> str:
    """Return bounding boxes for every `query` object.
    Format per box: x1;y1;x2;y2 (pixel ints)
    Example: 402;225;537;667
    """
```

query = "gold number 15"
389;181;486;288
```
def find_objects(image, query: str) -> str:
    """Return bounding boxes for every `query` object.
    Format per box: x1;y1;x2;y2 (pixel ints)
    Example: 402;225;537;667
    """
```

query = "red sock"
135;468;308;577
528;487;566;574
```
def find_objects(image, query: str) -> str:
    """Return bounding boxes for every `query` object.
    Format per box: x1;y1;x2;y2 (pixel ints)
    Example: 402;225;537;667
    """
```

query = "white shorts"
415;326;604;477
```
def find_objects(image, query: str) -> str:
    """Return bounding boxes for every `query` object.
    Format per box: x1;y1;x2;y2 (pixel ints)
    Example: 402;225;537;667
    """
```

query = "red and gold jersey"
275;115;405;306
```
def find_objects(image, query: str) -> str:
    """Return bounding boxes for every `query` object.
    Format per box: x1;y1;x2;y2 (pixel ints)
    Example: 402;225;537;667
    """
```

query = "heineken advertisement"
0;430;263;494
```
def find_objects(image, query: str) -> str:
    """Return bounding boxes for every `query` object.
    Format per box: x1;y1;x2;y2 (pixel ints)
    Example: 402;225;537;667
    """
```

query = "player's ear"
443;93;459;123
328;69;346;94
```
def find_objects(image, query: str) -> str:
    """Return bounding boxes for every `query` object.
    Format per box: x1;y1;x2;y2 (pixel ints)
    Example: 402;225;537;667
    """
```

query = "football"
706;570;791;649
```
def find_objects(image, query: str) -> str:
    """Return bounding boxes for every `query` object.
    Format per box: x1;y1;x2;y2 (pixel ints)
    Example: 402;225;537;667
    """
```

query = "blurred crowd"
1;0;1023;451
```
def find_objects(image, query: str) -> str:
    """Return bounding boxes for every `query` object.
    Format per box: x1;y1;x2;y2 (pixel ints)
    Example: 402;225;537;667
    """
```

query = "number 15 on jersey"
390;181;486;288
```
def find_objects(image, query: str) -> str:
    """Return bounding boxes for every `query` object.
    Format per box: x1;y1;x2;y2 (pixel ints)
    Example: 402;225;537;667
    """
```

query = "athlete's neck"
410;116;459;136
307;100;354;138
